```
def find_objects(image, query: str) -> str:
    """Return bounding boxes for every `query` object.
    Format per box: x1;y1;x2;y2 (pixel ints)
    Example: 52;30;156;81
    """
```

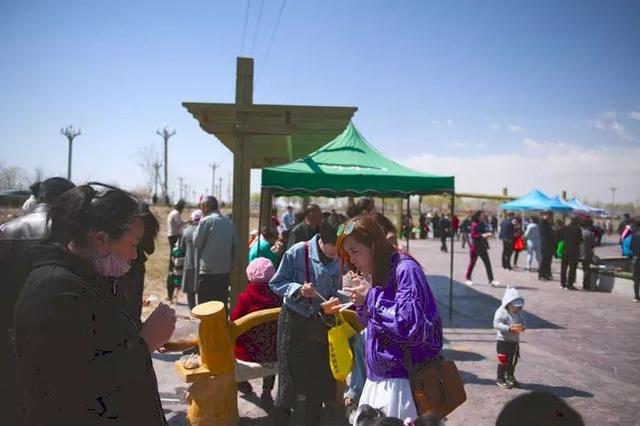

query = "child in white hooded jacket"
493;286;526;389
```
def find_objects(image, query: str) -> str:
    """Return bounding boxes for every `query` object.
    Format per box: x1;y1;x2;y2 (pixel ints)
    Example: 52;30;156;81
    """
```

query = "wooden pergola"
183;57;357;305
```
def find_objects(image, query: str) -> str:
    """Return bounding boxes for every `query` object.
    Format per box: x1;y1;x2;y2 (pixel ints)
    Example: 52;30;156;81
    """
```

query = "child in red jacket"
231;257;282;403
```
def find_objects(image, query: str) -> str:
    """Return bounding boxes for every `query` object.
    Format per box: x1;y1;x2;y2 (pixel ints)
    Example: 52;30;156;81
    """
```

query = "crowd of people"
2;180;626;425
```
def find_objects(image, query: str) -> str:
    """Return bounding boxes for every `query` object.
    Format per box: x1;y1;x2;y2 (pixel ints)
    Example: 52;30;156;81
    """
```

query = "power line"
249;0;265;55
240;0;251;55
256;0;287;84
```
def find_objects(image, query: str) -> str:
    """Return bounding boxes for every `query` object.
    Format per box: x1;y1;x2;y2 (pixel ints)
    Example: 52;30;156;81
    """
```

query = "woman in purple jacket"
338;216;443;420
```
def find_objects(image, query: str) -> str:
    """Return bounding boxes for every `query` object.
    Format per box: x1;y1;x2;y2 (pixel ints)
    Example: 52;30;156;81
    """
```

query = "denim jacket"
269;235;342;318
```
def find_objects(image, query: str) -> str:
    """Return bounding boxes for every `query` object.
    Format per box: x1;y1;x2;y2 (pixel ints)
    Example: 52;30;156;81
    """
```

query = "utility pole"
228;172;232;204
156;125;176;205
209;163;219;198
218;177;223;202
178;176;185;200
61;125;81;180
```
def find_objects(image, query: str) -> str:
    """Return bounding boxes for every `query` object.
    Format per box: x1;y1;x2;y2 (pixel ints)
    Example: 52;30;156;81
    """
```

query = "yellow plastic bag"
327;313;356;381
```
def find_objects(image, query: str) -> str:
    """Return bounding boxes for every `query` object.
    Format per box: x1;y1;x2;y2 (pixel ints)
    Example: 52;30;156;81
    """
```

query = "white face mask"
93;244;131;278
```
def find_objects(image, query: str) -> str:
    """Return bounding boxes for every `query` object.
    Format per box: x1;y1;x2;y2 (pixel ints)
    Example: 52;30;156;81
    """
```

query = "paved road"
155;235;640;425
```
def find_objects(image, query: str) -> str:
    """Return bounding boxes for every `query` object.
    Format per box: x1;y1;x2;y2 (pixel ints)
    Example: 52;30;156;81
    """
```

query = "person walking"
499;213;515;270
194;196;239;310
466;211;500;287
460;215;472;249
557;218;583;290
439;214;452;252
524;216;541;271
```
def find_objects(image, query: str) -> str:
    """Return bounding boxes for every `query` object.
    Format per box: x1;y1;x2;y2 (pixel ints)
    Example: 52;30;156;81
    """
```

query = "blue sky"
1;0;639;203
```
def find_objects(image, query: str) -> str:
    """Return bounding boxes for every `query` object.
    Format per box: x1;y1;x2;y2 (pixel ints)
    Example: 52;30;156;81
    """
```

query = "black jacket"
13;243;166;425
0;205;50;424
286;221;317;250
558;223;583;259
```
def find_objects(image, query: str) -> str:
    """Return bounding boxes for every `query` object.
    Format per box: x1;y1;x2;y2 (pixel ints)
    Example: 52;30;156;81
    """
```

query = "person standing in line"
269;214;346;426
14;184;175;425
511;216;524;269
491;214;499;237
338;216;443;421
579;217;595;291
538;212;555;281
0;176;75;425
194;196;239;310
180;209;203;310
166;199;185;302
281;206;296;231
557;217;583;290
465;211;500;287
629;218;640;303
499;212;515;270
119;203;160;324
286;203;322;250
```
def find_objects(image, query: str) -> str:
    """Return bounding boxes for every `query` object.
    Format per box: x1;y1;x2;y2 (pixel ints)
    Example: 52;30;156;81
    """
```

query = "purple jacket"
357;253;443;381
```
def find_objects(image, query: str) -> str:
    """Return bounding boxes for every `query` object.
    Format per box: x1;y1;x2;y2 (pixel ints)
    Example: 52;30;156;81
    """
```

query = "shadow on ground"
429;275;562;330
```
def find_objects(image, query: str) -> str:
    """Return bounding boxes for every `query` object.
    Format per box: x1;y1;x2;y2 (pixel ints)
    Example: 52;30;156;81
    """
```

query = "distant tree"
138;145;161;196
0;162;29;190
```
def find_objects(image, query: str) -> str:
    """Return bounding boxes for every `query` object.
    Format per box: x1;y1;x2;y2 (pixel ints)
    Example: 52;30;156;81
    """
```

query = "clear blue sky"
1;0;639;203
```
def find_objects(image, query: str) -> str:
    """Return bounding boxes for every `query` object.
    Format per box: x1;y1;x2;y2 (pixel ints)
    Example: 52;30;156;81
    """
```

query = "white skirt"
356;377;417;421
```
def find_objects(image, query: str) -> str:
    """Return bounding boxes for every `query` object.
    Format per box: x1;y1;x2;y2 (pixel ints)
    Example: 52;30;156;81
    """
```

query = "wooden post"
181;301;238;426
230;57;253;308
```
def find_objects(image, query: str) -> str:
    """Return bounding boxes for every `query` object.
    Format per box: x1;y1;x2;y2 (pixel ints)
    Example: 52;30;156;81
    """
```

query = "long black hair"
48;183;142;246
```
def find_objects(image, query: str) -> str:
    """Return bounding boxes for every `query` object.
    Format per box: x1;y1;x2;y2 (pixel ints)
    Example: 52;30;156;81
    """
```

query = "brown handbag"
405;354;467;419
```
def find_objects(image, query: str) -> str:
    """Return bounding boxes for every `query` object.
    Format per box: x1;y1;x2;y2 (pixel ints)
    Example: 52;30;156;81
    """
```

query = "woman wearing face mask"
13;184;175;425
338;216;443;421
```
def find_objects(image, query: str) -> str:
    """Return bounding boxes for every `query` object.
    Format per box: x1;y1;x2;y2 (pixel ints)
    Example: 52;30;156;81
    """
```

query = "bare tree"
138;145;161;196
0;162;29;190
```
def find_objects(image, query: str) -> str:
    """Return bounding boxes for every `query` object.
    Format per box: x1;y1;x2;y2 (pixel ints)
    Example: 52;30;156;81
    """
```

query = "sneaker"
465;280;474;286
505;376;520;388
490;281;500;287
496;379;513;389
633;298;639;303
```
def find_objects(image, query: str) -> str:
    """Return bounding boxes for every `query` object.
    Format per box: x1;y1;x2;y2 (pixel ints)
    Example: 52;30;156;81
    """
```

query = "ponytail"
49;183;141;245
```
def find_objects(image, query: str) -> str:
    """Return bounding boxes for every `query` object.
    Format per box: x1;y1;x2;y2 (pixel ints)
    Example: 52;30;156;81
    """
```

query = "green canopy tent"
260;122;458;319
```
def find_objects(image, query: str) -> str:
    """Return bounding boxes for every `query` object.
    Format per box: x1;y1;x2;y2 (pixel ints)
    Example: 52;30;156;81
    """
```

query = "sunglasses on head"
336;222;355;237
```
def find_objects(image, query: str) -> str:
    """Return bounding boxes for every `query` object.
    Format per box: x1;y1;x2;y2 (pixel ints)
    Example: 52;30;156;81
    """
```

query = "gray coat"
180;224;199;293
493;287;527;342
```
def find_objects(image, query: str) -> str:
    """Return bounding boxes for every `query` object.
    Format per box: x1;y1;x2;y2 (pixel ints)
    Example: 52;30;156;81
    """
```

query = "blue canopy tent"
500;189;573;213
566;198;608;217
